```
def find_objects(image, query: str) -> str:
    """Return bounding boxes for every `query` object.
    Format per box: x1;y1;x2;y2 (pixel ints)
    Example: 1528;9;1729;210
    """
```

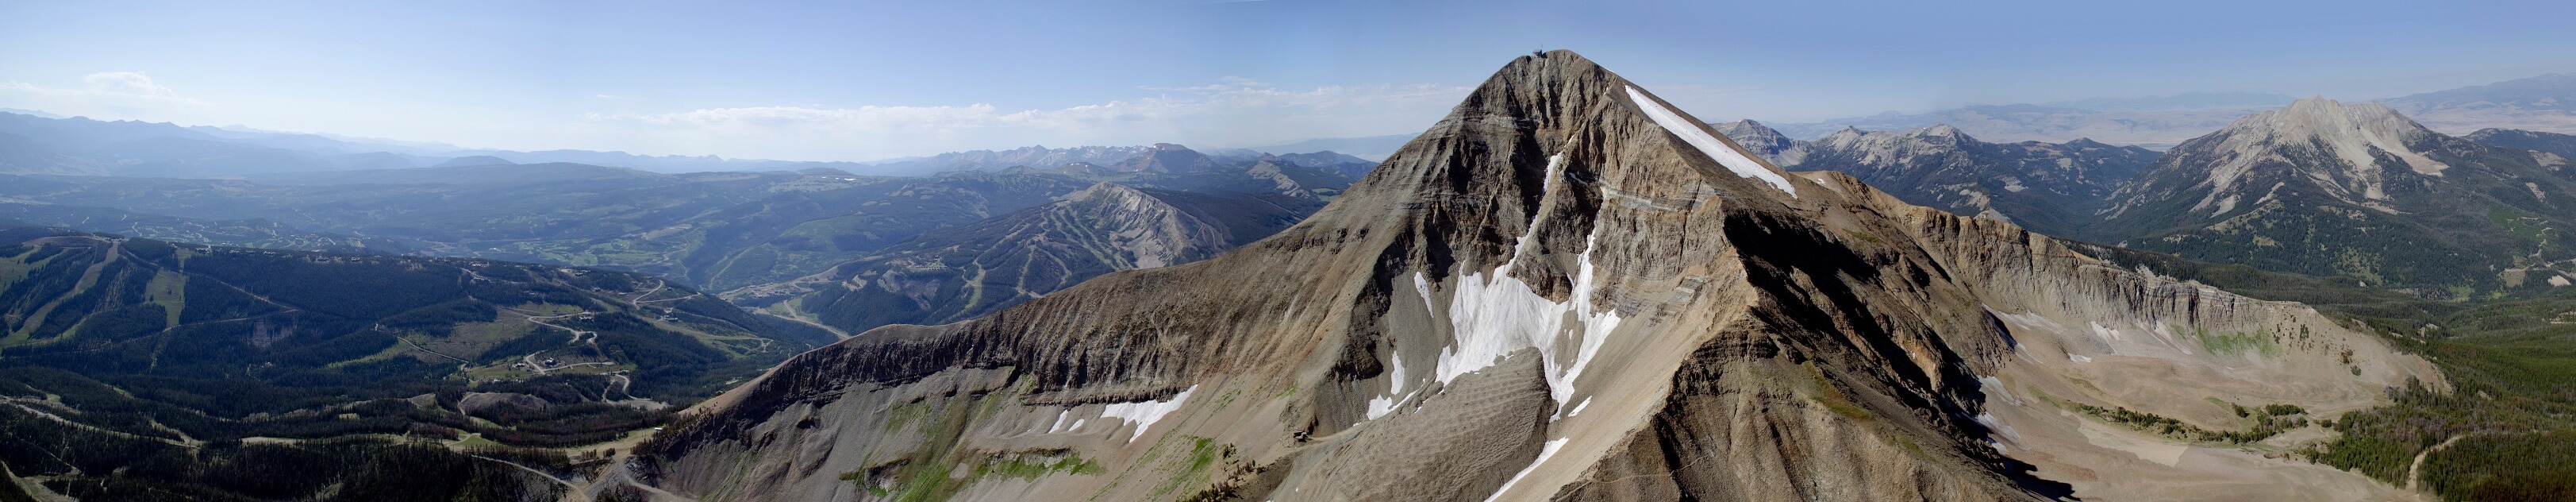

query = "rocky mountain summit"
2099;96;2576;290
625;52;2438;501
1719;120;2157;236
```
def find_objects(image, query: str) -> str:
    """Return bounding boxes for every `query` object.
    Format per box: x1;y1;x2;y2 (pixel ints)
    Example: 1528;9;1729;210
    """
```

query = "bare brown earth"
625;52;2441;502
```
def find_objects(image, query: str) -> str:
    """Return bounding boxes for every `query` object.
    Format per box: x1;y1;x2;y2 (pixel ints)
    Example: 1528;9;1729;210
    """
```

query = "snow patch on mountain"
1484;438;1569;502
1626;86;1797;197
1431;153;1626;411
1099;385;1196;442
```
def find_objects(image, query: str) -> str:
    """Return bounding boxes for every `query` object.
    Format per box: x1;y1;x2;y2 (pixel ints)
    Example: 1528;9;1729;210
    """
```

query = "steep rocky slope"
736;183;1319;336
1720;121;2156;237
626;52;2440;502
2099;97;2576;292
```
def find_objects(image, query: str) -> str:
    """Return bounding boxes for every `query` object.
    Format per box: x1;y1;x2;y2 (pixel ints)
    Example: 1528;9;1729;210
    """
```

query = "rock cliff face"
629;52;2440;502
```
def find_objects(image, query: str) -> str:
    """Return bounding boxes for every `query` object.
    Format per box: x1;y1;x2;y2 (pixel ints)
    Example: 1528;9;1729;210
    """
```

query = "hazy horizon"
8;0;2576;162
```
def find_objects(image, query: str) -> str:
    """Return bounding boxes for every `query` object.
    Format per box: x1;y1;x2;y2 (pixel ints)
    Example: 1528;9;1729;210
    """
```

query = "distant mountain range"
1758;73;2576;149
0;111;898;176
1246;134;1416;160
1718;120;2159;237
863;142;1378;176
1724;96;2576;295
0;141;1367;295
0;110;1397;180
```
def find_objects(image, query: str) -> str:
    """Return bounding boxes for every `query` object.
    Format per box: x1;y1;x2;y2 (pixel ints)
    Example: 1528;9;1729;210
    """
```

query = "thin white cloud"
0;71;211;118
591;78;1469;160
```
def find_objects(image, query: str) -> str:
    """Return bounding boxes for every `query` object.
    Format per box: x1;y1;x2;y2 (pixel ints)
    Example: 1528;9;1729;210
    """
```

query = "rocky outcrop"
631;51;2440;502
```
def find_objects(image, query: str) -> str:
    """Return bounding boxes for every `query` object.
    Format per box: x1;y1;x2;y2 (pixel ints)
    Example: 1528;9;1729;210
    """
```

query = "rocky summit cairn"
625;51;2440;502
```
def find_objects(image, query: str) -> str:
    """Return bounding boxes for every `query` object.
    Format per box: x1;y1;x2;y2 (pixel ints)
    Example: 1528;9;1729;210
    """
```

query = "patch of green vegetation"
1142;435;1240;500
850;388;1105;502
2186;327;2281;357
143;269;184;327
2070;400;2307;444
1801;362;1871;420
979;450;1105;480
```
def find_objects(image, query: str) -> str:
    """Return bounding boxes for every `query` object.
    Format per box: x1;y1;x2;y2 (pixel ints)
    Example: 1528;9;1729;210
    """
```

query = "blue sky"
6;0;2576;160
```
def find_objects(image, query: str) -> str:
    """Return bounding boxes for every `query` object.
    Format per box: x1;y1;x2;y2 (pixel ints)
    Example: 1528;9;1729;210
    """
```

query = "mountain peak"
1352;49;1799;209
1905;123;1970;141
2108;95;2463;221
1712;119;1797;159
2226;96;2447;177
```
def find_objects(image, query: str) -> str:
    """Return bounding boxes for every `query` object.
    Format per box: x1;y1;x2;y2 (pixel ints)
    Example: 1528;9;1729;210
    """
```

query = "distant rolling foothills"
0;223;839;499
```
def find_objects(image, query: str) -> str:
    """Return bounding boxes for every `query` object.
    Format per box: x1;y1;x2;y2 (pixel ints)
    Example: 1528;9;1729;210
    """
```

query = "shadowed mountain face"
2098;97;2576;292
1719;120;2158;237
629;51;2435;502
